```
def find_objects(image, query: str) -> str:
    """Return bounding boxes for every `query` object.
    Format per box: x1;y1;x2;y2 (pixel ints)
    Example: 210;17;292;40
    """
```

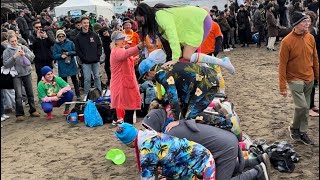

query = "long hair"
134;3;159;42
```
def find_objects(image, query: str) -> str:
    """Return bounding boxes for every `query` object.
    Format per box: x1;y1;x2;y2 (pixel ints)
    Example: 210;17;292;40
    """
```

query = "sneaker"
112;120;117;126
288;126;300;141
299;133;314;145
47;113;53;120
229;47;233;50
254;162;269;180
30;111;40;117
1;117;5;122
16;116;25;122
309;109;319;117
223;48;231;52
257;153;271;176
63;110;71;116
232;45;236;48
2;114;10;119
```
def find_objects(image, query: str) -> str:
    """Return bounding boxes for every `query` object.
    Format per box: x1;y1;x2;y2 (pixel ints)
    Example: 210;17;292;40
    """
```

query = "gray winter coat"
3;45;35;77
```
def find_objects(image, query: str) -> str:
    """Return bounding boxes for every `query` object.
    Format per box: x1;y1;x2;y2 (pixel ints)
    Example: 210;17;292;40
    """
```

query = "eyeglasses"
58;36;65;38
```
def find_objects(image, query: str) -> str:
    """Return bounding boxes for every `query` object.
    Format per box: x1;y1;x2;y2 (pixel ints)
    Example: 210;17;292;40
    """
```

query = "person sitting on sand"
115;122;216;180
37;66;74;119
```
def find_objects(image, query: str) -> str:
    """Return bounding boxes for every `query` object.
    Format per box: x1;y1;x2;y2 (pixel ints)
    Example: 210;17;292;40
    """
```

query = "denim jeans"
82;62;101;95
13;74;37;116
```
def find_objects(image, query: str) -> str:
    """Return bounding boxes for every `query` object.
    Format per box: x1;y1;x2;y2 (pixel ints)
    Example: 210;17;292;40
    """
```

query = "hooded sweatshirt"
74;30;102;64
3;45;34;77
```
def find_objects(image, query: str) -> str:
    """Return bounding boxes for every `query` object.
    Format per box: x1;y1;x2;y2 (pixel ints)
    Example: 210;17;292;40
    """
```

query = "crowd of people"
0;0;319;179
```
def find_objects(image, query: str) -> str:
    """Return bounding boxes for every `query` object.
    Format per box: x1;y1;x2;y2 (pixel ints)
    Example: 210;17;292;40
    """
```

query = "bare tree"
17;0;66;13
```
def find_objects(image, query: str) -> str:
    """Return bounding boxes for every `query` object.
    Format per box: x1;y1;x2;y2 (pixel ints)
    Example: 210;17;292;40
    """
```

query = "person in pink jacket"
110;31;144;124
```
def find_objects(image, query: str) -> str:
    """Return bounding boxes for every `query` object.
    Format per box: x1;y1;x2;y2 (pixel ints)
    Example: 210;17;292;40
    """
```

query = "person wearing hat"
52;29;80;100
109;31;144;124
115;122;216;179
279;11;319;145
138;53;220;121
37;66;74;119
3;34;40;122
122;18;140;49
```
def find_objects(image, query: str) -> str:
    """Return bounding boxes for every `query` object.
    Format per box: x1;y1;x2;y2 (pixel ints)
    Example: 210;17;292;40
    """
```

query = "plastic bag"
84;100;103;127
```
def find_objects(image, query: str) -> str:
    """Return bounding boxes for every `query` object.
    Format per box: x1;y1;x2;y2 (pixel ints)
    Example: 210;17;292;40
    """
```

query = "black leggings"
222;31;230;49
61;75;80;97
310;86;316;109
124;110;135;124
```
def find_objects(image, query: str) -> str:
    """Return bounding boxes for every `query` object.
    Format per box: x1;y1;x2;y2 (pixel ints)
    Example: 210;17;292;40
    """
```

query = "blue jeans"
41;91;74;113
82;62;101;95
13;74;37;116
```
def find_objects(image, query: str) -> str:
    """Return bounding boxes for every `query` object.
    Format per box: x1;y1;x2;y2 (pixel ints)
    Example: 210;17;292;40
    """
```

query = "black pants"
104;54;111;86
238;28;250;45
310;86;316;109
222;31;230;49
124;110;135;124
61;75;80;97
256;25;265;46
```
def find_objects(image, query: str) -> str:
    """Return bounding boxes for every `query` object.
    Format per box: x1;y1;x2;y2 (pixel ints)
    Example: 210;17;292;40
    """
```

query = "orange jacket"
200;21;223;55
279;31;319;92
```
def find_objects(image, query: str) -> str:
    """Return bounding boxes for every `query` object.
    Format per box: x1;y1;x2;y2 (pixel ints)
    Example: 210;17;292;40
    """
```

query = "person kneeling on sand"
37;66;74;119
115;123;216;180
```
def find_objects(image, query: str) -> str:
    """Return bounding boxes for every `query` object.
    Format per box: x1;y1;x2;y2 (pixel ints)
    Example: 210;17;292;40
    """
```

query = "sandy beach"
1;44;319;180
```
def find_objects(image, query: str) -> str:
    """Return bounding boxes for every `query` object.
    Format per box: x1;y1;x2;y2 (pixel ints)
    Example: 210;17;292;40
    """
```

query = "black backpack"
95;102;117;124
265;141;299;173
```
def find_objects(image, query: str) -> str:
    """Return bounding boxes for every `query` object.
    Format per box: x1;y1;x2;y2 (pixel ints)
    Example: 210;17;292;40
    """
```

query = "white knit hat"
56;29;66;38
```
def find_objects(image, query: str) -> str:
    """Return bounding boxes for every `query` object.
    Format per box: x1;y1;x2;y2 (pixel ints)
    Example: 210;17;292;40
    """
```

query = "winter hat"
41;66;53;76
291;11;308;27
114;123;138;145
56;29;66;38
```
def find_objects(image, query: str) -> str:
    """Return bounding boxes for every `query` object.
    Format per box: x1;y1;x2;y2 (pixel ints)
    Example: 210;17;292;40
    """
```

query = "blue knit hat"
41;66;53;76
114;123;138;145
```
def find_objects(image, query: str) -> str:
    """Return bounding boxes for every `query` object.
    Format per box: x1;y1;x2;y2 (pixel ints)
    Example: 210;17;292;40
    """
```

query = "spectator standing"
305;11;320;117
279;11;319;145
122;18;140;48
68;19;81;43
266;3;278;51
253;4;266;48
1;44;10;123
217;11;231;52
3;34;40;121
16;10;29;42
52;29;80;100
23;7;35;41
226;9;237;48
237;4;251;47
29;21;54;82
75;16;102;97
109;31;142;124
98;27;112;87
